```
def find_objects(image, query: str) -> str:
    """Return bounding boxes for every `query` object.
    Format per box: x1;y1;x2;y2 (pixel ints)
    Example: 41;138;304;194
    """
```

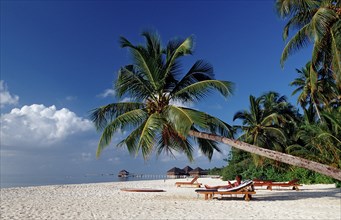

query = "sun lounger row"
174;176;301;202
253;179;302;191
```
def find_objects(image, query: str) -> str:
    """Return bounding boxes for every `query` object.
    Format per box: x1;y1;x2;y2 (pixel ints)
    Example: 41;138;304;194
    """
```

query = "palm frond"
156;124;194;161
311;8;337;40
164;105;194;138
96;109;148;157
138;113;165;159
90;102;145;130
115;65;154;100
331;20;341;77
141;30;162;59
283;9;317;40
119;36;158;89
276;0;320;18
164;36;194;80
191;127;220;160
117;123;145;157
281;23;312;67
171;60;214;94
180;107;233;137
173;80;234;102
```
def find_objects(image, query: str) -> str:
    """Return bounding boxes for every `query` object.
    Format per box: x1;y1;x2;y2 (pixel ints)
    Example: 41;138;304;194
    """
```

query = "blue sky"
1;0;312;184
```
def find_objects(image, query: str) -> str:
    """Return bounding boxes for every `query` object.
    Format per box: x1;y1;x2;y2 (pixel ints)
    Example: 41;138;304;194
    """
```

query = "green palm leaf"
119;36;157;89
156;124;194;161
90;102;145;130
117;123;145;157
138;113;165;159
331;20;341;79
96;108;148;157
116;65;154;100
276;0;320;18
164;36;194;81
164;105;194;137
173;80;234;102
281;23;312;67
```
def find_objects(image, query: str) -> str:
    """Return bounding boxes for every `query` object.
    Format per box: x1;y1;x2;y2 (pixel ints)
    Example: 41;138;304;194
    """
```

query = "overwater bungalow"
118;170;130;177
188;167;208;177
182;166;193;176
166;167;185;178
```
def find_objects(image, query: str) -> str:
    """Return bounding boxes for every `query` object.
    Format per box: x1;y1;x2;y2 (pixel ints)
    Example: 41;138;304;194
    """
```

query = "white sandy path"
1;178;340;220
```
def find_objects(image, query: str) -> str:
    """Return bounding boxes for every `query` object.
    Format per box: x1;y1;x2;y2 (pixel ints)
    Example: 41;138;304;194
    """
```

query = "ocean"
0;173;167;188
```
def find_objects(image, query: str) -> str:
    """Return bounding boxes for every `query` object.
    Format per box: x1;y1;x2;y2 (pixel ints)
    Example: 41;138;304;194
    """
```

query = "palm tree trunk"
189;130;341;181
312;99;322;121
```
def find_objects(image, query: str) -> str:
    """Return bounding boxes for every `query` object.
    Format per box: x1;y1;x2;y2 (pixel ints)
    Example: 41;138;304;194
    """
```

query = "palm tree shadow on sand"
238;188;341;202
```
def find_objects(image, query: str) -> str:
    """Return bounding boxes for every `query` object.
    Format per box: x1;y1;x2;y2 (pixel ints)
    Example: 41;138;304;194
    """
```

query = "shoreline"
1;178;340;219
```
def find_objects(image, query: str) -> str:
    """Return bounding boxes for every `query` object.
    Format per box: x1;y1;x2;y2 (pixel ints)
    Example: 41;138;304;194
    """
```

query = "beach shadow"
253;188;341;201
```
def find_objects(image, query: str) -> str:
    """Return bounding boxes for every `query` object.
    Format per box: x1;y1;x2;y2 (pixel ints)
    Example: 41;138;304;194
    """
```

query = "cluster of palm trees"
227;0;341;179
276;0;340;170
230;90;339;177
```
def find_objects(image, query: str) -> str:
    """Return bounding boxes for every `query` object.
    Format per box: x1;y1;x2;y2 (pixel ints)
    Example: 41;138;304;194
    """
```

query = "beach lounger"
253;179;302;191
195;180;256;201
175;176;202;188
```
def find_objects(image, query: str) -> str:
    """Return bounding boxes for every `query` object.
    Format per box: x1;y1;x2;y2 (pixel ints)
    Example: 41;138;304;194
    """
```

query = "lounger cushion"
217;180;253;192
195;189;217;192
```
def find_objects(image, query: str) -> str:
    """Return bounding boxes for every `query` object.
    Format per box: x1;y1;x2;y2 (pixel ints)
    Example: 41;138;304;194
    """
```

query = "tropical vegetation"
219;0;341;185
277;0;341;89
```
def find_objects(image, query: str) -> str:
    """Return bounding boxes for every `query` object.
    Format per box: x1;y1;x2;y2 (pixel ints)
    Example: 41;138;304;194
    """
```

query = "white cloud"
169;99;193;108
120;97;132;102
98;89;116;98
65;96;77;101
0;80;19;108
81;152;92;161
1;104;93;147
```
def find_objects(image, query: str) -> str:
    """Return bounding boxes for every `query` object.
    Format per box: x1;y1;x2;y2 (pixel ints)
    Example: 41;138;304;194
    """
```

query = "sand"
1;178;340;220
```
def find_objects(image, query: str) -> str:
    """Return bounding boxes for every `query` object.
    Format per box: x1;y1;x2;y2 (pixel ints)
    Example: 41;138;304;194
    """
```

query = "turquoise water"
0;173;167;188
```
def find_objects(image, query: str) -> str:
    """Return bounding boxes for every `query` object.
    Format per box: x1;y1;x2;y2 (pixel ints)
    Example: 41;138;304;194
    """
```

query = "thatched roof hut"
118;170;129;177
166;167;185;177
188;167;208;176
182;166;193;176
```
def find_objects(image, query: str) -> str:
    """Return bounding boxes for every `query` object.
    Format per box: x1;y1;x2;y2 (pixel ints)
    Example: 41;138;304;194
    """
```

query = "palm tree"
233;92;297;167
91;31;341;180
233;95;287;154
288;108;341;167
91;31;234;161
290;62;339;119
277;0;341;89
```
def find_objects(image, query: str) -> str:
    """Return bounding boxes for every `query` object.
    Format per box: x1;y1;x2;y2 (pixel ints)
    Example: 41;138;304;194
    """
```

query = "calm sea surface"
0;173;167;189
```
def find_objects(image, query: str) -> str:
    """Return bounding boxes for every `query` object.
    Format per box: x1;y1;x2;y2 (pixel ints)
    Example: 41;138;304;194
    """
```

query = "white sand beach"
1;178;340;220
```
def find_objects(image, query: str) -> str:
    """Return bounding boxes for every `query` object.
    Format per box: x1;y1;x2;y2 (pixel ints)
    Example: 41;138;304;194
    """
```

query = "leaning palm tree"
91;31;341;180
91;31;235;161
276;0;341;89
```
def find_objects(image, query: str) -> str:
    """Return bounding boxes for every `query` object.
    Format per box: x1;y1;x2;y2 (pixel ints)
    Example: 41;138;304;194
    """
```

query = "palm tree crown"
277;0;341;88
91;31;234;161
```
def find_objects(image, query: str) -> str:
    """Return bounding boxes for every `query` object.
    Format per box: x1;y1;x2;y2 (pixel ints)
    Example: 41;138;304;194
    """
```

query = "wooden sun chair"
175;176;202;188
253;179;302;191
195;180;256;201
